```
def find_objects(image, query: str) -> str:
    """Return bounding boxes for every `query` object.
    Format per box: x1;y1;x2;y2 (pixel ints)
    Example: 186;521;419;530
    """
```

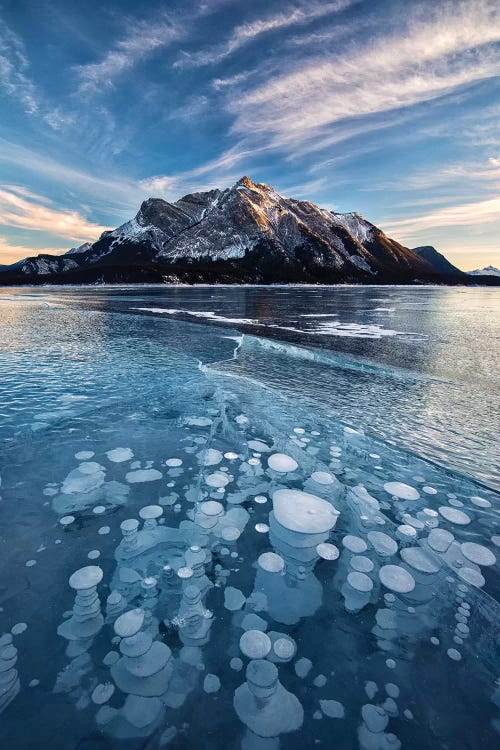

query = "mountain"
468;266;500;277
0;176;488;285
412;246;463;276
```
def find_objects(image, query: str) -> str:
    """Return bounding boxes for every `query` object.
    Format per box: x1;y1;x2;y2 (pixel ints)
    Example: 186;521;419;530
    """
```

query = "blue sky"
0;0;499;269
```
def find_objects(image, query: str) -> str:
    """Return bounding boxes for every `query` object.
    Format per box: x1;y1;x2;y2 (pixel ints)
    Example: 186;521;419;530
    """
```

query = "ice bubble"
165;458;183;467
350;556;374;573
255;523;269;533
311;471;335;485
69;565;103;590
368;531;398;557
365;681;378;700
88;550;100;560
103;651;120;666
320;699;345;719
438;507;471;525
91;682;115;704
248;458;260;466
11;623;27;635
75;451;94;460
295;657;313;678
379;565;415;593
268;454;298;473
114;608;144;638
423;486;438;495
93;505;106;514
342;535;367;553
106;447;133;463
272;637;296;661
258;552;285;573
60;515;75;526
428;528;454;552
29;679;40;688
241;613;267;632
396;524;417;541
126;468;162;483
139;504;163;522
470;495;491;508
248;440;270;452
384;482;420;501
25;560;36;567
273;489;339;534
313;674;327;687
203;449;223;466
98;526;110;535
177;567;194;580
316;543;340;560
447;648;462;661
254;495;268;504
362;704;389;733
204;673;221;693
385;683;400;699
224;452;239;460
430;636;440;646
224;587;246;611
240;630;272;659
222;526;241;541
206;472;230;488
346;571;373;594
230;657;243;671
458;567;485;588
492;535;500;547
460;542;496;566
201;500;224;516
400;547;440;574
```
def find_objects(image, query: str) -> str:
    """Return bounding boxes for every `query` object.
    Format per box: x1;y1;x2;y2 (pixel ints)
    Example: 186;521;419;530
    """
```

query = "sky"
0;0;499;270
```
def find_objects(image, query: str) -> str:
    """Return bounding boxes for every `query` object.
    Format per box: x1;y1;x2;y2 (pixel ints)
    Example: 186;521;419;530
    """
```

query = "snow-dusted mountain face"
0;177;473;284
468;266;500;277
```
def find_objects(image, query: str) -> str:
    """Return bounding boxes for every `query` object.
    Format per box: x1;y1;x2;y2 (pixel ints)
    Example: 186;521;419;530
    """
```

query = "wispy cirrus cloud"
381;196;500;241
229;0;500;149
0;185;110;242
75;16;182;96
174;0;355;68
0;18;38;114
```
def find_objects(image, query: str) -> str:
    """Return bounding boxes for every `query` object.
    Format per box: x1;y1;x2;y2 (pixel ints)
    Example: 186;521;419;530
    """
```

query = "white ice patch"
106;448;134;463
125;469;163;483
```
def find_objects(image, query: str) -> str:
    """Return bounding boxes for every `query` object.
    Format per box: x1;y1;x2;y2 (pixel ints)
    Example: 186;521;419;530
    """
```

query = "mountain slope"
412;246;464;276
0;176;479;285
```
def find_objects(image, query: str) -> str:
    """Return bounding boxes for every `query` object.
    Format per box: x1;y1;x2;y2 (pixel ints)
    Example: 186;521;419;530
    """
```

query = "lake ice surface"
0;286;499;749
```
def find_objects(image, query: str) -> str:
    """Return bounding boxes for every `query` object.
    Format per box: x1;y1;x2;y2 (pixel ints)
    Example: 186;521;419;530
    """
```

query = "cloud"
381;196;500;241
0;19;38;113
0;236;65;265
229;0;500;149
75;16;182;96
174;1;355;68
0;185;110;242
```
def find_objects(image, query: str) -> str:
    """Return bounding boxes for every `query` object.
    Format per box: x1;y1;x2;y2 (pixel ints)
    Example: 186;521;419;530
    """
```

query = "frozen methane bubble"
316;543;340;560
240;630;272;659
361;704;389;733
379;565;415;594
438;507;471;525
458;567;485;588
165;458;183;467
248;440;271;452
423;486;438;495
205;472;230;488
427;528;454;553
320;700;345;719
0;634;20;713
234;659;304;738
125;469;162;483
347;572;373;593
383;482;420;501
203;449;223;466
268;454;298;473
350;556;374;573
460;542;496;566
470;495;491;508
272;489;339;534
114;609;145;638
224;587;246;611
75;451;94;460
311;471;335;485
11;623;27;635
254;495;268;504
106;448;133;463
139;505;163;528
400;547;440;574
255;524;269;533
368;531;398;558
295;658;313;678
60;515;75;526
258;552;285;573
342;535;368;553
92;682;115;704
204;674;221;693
272;638;296;661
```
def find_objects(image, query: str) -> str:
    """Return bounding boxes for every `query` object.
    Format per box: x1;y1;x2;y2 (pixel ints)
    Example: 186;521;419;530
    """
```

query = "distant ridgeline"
1;177;498;285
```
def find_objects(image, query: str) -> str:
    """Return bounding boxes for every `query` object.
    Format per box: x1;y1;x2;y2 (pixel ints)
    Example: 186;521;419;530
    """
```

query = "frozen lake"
0;285;499;749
